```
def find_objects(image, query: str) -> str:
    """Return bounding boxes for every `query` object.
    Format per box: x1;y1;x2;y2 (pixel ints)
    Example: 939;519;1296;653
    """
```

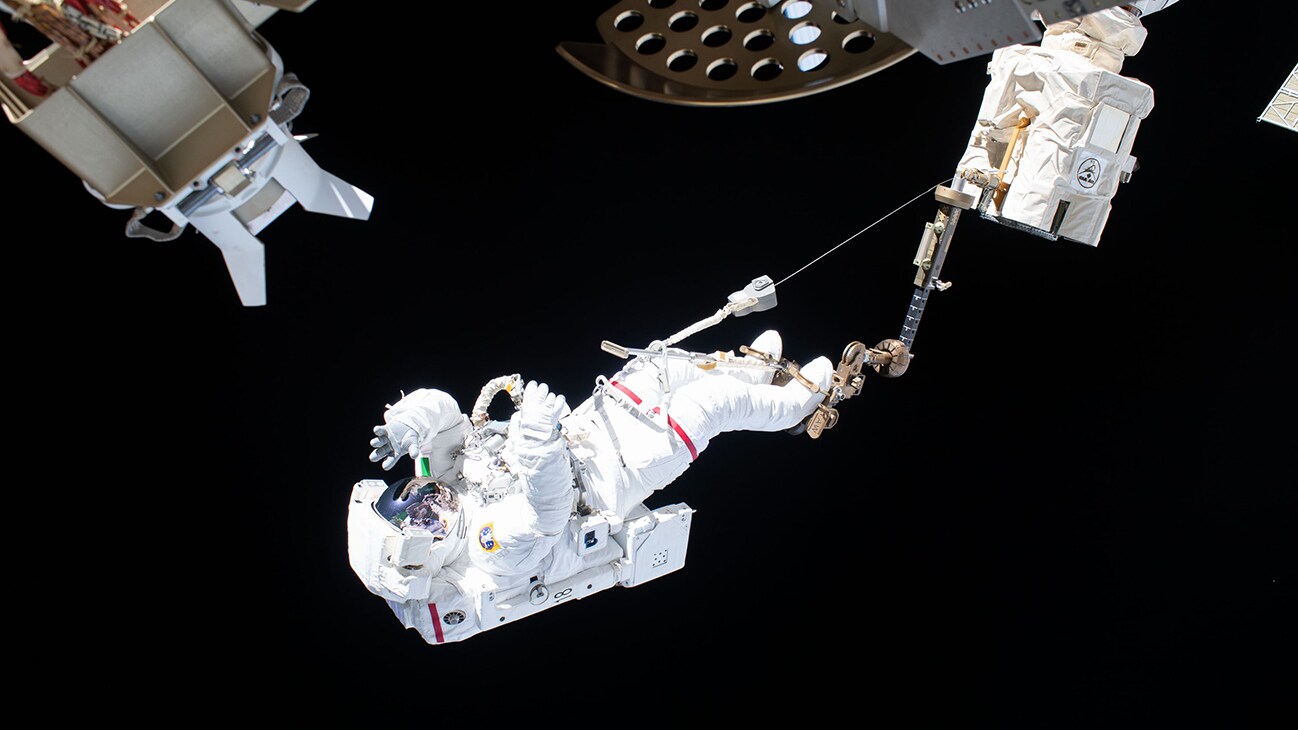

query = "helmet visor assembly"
373;477;460;539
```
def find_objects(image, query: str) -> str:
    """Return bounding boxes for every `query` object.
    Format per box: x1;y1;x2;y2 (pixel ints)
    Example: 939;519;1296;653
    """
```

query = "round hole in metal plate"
614;10;645;32
751;57;784;81
743;28;775;51
789;21;820;45
702;25;733;47
707;57;739;80
783;1;813;19
636;33;668;54
843;30;876;53
735;2;766;22
668;49;699;72
670;11;700;32
797;49;829;71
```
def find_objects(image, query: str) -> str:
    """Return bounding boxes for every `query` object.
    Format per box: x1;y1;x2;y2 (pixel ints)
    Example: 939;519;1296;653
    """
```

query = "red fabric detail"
14;71;48;97
666;415;698;461
609;381;642;405
428;603;445;643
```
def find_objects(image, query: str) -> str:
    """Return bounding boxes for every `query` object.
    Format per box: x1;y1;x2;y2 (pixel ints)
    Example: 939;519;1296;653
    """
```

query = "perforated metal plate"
557;0;915;106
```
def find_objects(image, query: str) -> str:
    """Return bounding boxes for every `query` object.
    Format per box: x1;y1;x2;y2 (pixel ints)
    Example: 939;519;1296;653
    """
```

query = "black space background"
3;2;1294;725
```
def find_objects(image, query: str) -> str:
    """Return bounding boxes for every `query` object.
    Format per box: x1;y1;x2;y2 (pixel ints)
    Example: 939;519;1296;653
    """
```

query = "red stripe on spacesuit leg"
666;415;698;461
428;603;445;643
609;381;642;405
609;379;696;459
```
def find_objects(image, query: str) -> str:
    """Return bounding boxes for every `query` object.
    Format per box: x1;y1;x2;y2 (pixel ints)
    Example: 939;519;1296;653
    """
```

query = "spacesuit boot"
731;329;783;385
792;355;834;399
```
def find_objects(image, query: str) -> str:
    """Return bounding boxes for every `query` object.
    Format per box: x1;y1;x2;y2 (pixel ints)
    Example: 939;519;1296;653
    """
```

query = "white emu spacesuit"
347;330;833;644
951;1;1179;245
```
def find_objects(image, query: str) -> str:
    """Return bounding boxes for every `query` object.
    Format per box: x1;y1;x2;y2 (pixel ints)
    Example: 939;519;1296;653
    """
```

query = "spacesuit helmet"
373;476;466;573
377;477;461;533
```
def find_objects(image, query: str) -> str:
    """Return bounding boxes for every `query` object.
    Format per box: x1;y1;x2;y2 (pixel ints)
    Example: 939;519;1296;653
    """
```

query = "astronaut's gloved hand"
369;421;420;471
513;381;567;443
368;388;469;475
871;339;912;378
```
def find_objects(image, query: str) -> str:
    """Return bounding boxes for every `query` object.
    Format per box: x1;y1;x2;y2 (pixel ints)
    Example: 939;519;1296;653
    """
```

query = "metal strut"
899;184;977;350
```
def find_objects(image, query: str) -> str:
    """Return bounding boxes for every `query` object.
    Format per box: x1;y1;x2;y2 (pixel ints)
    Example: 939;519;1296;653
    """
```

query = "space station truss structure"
1258;63;1298;134
0;0;369;306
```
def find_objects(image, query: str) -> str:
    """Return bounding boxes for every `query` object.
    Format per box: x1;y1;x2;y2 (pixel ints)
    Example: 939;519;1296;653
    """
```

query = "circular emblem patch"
1076;157;1101;189
478;522;500;552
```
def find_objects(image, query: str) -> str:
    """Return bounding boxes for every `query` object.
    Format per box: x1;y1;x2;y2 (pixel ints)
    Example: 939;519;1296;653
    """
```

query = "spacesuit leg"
578;353;833;514
613;330;786;402
666;355;835;456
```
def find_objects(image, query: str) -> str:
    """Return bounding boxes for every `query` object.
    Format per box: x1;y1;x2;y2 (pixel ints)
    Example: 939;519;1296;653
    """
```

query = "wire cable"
775;177;953;288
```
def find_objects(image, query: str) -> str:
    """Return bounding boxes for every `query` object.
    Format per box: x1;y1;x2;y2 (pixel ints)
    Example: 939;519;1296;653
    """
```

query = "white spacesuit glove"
367;388;470;472
511;381;568;443
369;421;421;471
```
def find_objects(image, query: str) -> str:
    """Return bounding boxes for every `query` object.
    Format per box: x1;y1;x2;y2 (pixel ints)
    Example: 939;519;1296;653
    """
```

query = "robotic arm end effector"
792;336;910;439
870;338;911;378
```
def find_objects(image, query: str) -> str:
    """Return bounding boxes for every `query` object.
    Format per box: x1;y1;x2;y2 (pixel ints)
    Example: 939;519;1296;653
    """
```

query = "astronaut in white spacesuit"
951;0;1179;245
347;330;835;644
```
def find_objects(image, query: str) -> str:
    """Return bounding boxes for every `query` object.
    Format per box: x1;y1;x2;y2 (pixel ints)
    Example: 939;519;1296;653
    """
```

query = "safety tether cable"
775;178;951;288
